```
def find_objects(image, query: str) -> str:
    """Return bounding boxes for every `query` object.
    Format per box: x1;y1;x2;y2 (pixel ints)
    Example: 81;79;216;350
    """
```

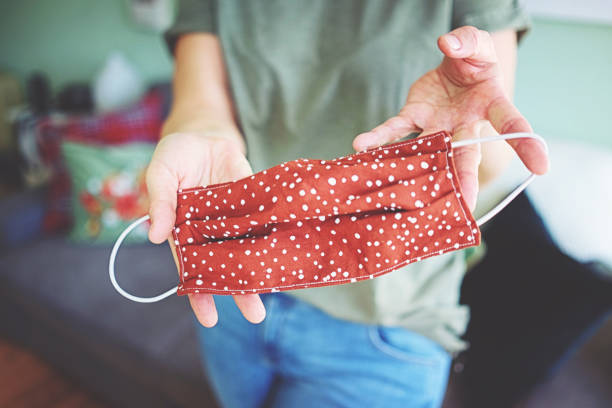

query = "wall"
515;18;612;148
0;2;610;148
0;0;172;92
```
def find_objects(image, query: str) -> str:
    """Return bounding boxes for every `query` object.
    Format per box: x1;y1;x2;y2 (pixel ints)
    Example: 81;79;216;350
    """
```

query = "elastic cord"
108;214;177;303
109;132;546;303
450;132;547;226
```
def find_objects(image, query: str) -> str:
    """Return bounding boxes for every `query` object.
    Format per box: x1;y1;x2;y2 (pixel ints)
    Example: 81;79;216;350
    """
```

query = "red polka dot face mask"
110;131;546;303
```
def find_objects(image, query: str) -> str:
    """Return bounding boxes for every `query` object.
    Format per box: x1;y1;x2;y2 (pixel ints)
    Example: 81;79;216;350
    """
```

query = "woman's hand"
146;131;266;327
353;26;549;210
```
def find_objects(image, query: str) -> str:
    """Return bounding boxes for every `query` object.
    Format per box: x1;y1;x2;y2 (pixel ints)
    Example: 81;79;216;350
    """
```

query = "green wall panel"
516;19;612;148
0;0;172;91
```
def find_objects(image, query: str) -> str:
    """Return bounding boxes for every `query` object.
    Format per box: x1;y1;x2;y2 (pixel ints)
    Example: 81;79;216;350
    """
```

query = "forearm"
162;33;246;154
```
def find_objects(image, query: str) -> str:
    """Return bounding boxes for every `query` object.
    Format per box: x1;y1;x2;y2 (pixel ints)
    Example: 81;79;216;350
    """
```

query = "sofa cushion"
0;237;218;407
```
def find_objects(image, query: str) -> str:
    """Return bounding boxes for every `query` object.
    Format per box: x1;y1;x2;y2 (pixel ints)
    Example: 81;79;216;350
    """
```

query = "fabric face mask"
110;131;546;303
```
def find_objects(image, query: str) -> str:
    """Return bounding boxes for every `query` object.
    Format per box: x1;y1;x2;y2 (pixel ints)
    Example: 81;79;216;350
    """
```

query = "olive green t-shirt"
165;0;530;353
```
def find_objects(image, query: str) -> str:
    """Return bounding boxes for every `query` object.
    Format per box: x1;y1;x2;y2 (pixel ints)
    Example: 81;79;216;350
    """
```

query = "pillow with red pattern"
61;141;154;244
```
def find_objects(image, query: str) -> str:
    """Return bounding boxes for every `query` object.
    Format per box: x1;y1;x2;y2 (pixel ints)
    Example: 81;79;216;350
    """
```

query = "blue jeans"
196;292;451;408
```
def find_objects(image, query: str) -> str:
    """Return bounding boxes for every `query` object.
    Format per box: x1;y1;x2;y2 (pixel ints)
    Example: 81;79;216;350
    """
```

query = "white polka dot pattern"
172;131;480;295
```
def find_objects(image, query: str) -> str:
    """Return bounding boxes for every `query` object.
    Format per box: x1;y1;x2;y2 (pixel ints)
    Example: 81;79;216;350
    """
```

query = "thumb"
438;26;497;63
145;162;178;244
215;149;254;183
438;26;499;86
353;115;419;152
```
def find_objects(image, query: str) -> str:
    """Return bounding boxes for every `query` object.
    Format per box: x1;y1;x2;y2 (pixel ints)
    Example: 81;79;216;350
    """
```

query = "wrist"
161;110;246;154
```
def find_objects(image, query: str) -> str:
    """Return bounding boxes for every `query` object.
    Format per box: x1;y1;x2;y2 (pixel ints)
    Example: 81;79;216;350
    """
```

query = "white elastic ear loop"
109;215;178;303
450;132;547;227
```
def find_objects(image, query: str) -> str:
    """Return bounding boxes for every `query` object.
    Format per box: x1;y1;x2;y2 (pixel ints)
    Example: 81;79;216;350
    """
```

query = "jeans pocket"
367;325;448;366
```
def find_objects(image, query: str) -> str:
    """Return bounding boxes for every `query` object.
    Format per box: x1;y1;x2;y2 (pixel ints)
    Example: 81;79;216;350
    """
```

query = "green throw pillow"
61;141;155;244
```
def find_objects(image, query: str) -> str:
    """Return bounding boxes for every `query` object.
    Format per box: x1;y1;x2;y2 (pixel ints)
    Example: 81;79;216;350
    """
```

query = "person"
146;1;549;407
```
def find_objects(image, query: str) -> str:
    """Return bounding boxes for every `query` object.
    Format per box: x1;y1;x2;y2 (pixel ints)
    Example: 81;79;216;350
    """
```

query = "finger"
165;221;219;327
164;233;217;327
233;294;266;324
353;115;419;151
438;26;497;64
451;123;482;211
189;294;219;327
487;97;549;175
146;161;178;244
438;26;499;86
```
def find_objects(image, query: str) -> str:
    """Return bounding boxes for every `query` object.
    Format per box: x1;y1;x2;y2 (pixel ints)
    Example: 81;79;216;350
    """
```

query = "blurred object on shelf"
93;52;144;113
26;72;52;115
57;82;93;115
0;72;22;152
14;108;52;190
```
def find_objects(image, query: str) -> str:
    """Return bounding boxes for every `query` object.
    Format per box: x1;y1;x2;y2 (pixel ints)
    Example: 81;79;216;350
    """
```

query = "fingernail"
537;138;549;155
252;303;266;323
193;304;218;327
201;313;218;327
447;35;461;50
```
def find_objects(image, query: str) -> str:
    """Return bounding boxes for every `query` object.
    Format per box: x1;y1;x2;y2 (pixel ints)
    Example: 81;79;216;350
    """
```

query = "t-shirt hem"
163;0;217;55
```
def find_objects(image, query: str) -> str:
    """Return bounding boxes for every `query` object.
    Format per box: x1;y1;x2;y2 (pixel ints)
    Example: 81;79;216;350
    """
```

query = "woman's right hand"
145;131;266;327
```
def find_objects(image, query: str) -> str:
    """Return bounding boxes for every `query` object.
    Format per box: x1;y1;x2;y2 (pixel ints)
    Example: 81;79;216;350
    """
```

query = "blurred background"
0;0;610;407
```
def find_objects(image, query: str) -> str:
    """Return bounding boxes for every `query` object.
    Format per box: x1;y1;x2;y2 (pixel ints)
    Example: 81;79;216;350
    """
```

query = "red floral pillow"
61;141;153;244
